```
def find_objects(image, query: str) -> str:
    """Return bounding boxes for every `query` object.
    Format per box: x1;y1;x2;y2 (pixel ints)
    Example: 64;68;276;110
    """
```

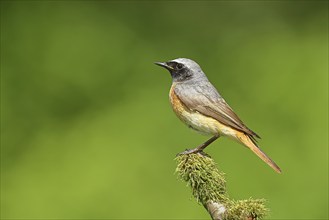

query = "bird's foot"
177;148;209;157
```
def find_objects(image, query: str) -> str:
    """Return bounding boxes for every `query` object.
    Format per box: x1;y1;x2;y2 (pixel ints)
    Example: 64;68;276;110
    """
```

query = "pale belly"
178;109;237;137
169;85;237;138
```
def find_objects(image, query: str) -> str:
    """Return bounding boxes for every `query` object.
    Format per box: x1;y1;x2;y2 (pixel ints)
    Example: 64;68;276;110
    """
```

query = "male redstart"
155;58;281;173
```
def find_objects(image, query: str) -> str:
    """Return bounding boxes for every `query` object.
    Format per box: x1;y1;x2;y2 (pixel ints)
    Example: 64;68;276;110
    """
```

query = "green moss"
175;153;228;205
175;153;268;220
225;199;268;220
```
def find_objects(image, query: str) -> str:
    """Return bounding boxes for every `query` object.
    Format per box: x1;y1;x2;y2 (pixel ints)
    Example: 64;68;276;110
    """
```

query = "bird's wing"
174;81;260;140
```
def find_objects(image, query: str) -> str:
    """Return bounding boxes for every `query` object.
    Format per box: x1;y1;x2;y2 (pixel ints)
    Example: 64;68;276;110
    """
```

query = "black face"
164;61;192;82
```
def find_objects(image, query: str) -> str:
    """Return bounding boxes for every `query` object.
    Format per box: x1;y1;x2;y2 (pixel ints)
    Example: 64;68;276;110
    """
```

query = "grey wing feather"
174;80;260;139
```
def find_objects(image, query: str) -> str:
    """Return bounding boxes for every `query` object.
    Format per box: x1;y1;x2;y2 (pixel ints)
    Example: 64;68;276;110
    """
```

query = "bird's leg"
178;134;220;155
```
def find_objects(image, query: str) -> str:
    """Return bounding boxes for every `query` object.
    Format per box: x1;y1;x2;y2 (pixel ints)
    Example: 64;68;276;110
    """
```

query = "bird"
155;58;281;173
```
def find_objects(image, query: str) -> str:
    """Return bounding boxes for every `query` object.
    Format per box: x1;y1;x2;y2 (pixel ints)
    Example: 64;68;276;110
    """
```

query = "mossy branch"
175;152;268;220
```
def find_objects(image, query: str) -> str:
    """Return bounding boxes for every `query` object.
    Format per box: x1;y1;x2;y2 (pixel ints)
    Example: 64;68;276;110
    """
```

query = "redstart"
155;58;281;173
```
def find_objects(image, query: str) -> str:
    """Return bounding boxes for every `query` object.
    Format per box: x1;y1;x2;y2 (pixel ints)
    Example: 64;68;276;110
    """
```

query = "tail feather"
237;133;281;174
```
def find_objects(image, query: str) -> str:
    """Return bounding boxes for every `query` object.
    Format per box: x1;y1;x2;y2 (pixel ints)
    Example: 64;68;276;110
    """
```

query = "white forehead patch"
171;58;201;70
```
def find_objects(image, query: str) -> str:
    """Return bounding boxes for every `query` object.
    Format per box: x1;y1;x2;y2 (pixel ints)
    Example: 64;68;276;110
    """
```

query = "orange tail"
236;133;282;174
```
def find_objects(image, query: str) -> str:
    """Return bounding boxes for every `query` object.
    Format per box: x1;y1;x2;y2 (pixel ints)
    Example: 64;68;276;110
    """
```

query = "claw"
177;148;199;155
176;135;219;157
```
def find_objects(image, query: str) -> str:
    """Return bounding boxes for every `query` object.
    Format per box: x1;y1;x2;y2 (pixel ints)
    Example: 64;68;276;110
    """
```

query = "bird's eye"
176;63;183;70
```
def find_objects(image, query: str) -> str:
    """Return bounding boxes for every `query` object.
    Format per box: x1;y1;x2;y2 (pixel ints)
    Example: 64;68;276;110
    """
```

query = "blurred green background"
1;1;328;219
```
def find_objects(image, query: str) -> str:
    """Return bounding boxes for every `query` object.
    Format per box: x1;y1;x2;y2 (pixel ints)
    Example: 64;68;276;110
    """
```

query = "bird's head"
155;58;205;82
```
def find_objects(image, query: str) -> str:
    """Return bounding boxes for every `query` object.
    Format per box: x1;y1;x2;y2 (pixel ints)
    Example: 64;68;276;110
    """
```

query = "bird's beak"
154;62;174;71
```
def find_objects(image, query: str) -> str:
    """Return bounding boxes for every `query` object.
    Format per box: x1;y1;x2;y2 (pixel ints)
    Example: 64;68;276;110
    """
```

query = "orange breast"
169;84;219;135
169;84;190;123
